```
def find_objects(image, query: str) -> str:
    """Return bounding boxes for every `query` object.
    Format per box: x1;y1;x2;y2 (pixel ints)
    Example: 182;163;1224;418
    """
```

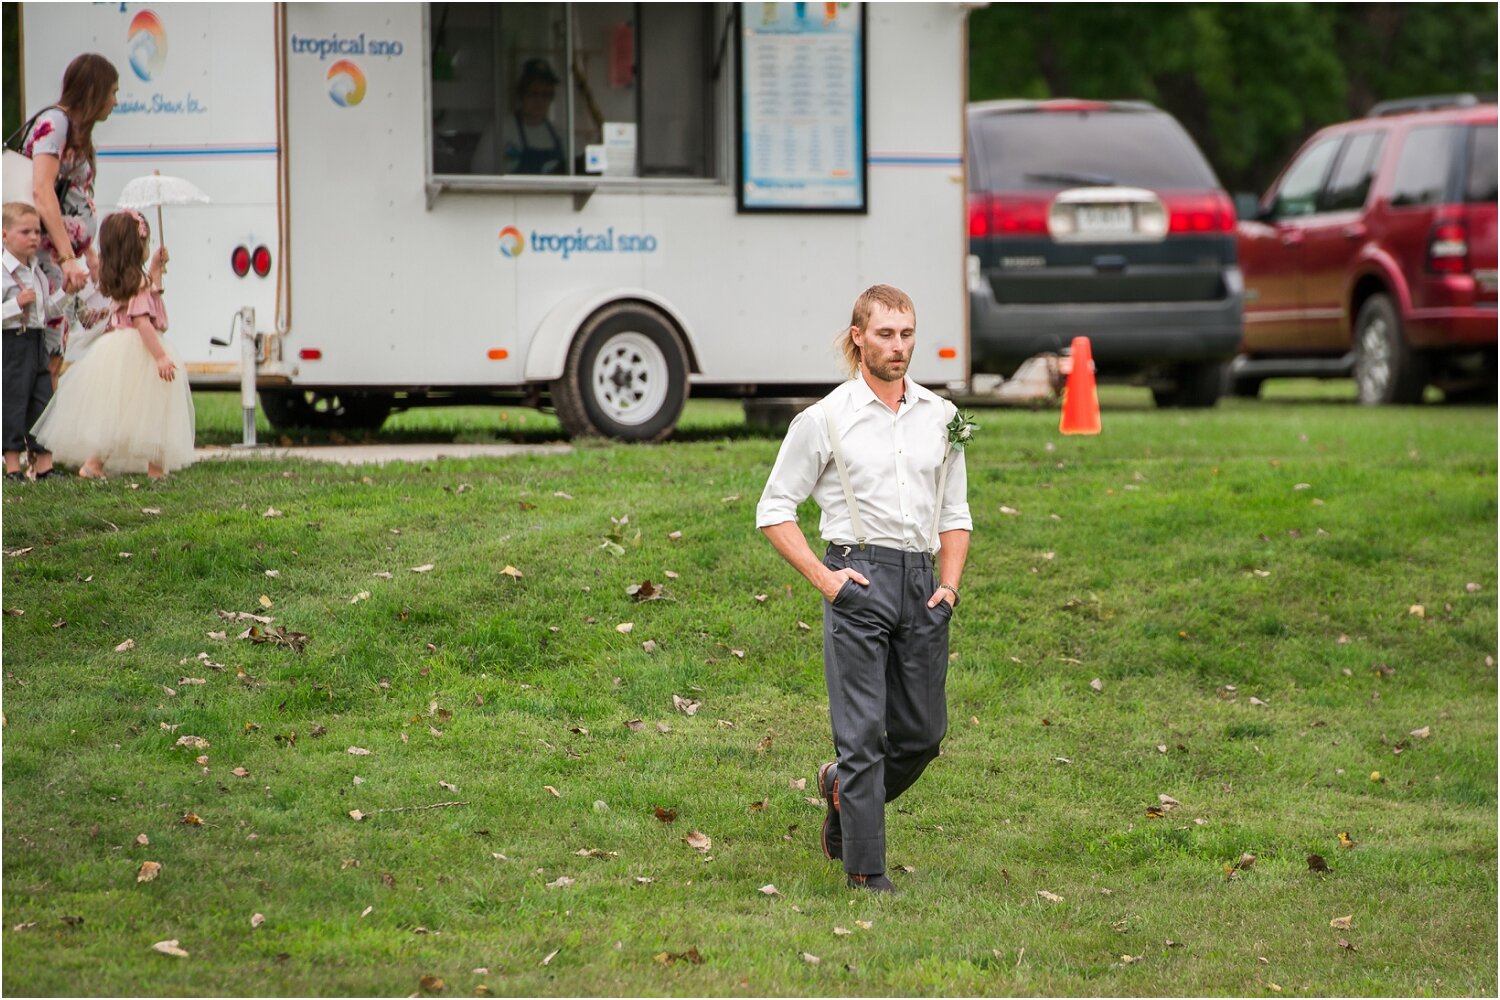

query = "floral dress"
21;109;98;265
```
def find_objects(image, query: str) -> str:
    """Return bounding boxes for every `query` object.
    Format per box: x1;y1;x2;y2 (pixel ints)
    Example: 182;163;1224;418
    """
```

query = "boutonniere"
946;409;979;451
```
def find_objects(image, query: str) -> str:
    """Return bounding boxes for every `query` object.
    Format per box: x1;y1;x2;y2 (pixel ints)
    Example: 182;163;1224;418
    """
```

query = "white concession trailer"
20;2;971;440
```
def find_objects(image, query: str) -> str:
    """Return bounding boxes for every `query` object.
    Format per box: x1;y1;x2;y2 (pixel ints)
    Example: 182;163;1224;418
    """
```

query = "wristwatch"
937;583;960;607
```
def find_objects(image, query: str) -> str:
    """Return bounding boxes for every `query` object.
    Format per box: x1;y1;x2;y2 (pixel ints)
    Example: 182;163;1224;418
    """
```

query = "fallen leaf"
545;875;575;888
1121;954;1141;965
672;694;702;716
12;922;36;931
616;622;634;634
258;594;273;609
685;831;711;852
654;806;677;824
181;812;202;826
360;906;373;918
115;639;136;653
501;565;523;579
418;974;445;993
174;735;209;750
1308;854;1330;873
544;785;561;798
656;721;671;734
411;564;435;574
756;734;773;753
251;913;266;928
262;506;282;518
152;939;189;958
758;884;780;896
1337;831;1356;849
1089;678;1103;692
856;920;873;930
350;591;371;604
1338;938;1358;952
135;833;150;846
789;777;807;791
625;719;645;732
1409;604;1425;618
1330;915;1353;931
194;754;209;766
1158;794;1182;810
137;861;162;882
801;952;821;965
439;780;458;792
1145;806;1165;819
749;797;769;812
1409;726;1431;739
349;810;365;821
263;569;279;577
541;948;559;966
834;926;852;936
1249;696;1268;707
642;640;657;653
1370;771;1384;783
347;746;372;756
1234;853;1257;870
1037;890;1064;903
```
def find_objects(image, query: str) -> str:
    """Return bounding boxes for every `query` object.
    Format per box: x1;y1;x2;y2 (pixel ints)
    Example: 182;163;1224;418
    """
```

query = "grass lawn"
2;387;1495;996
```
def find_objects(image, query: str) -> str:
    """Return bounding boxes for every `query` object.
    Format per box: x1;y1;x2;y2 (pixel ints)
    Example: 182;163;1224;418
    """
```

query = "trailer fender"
523;288;699;382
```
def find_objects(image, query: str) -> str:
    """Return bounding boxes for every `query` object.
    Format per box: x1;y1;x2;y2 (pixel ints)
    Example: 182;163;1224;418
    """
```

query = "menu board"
738;2;867;212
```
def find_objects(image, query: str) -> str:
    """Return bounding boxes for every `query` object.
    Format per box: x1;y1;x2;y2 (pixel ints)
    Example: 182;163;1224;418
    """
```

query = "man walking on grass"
756;284;972;894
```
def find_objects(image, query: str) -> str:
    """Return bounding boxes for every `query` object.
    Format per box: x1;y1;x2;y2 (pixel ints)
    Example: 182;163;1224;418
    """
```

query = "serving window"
428;2;721;181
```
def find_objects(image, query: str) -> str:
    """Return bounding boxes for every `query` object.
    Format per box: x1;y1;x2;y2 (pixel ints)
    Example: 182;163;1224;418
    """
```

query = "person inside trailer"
501;58;565;175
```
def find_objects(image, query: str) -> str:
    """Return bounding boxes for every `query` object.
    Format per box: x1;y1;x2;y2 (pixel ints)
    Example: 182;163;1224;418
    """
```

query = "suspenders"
820;394;957;557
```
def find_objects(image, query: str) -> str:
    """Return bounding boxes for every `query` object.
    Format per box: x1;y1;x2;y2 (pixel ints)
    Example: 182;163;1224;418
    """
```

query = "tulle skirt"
31;327;196;474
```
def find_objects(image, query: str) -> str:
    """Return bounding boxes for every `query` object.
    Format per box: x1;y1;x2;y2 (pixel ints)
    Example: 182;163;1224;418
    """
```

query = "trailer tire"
260;389;393;432
552;303;689;442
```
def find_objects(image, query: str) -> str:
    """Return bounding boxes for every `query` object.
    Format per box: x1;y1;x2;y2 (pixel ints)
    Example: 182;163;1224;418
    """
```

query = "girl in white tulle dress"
32;208;194;479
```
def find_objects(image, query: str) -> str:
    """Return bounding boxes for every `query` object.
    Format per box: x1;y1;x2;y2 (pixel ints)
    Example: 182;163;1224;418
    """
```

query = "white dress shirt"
2;249;60;331
756;376;973;553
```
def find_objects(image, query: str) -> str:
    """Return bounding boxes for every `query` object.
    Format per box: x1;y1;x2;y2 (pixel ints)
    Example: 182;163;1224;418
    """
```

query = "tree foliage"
969;3;1498;192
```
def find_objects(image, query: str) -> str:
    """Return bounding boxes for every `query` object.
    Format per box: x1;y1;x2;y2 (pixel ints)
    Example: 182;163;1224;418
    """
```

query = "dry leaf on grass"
625;719;645;732
137;861;161;883
672;694;702;716
347;746;372;756
801;952;821;965
541;948;560;966
411;564;435;573
685;831;711;852
175;735;209;750
1409;726;1431;739
758;884;781;896
251;913;265;928
115;639;136;653
1330;915;1353;930
151;939;189;958
181;812;202;826
544;785;561;797
654;806;677;824
616;622;634;634
135;833;150;846
1037;890;1064;903
439;781;458;792
1089;678;1103;692
545;875;575;888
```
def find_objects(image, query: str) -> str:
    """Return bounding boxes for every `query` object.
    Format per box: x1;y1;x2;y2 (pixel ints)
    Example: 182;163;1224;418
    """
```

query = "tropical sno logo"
497;226;525;258
500;225;660;261
127;10;167;82
326;60;366;107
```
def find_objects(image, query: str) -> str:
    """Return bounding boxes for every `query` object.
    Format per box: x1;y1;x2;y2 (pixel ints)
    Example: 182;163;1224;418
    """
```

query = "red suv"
1235;95;1497;403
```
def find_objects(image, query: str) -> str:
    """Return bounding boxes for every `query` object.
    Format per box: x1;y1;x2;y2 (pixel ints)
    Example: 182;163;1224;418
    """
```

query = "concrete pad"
196;442;573;466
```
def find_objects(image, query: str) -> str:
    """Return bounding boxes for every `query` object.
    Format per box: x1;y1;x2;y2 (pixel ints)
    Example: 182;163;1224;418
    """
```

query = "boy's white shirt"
2;249;65;326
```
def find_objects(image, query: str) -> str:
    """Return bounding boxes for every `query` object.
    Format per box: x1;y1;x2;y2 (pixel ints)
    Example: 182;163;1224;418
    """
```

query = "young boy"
2;202;64;481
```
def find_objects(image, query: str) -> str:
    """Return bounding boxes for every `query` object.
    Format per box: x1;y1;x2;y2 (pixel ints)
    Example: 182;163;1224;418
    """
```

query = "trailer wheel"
552;303;689;442
260;389;393;432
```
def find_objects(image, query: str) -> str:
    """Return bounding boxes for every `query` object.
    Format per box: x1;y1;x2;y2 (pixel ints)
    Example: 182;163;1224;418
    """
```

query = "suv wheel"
1152;362;1226;408
1353;294;1427;405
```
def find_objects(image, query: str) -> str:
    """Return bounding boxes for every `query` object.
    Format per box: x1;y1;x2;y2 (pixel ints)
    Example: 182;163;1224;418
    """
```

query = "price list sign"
737;2;867;212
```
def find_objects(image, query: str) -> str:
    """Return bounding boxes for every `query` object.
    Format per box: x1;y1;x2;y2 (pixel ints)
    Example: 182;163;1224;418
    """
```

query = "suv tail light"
1164;192;1236;234
968;194;1050;238
1427;215;1470;274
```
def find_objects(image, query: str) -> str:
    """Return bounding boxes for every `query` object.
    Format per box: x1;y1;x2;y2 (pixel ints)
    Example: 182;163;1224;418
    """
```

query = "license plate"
1074;205;1134;235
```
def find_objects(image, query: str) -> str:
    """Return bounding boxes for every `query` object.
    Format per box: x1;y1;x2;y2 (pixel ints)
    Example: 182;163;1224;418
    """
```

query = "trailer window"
429;2;717;179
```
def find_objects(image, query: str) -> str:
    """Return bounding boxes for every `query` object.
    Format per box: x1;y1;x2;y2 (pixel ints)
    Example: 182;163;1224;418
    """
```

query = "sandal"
4;471;26;482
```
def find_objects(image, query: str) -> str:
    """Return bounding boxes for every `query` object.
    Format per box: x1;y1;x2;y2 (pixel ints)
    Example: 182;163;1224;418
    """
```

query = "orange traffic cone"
1059;336;1101;435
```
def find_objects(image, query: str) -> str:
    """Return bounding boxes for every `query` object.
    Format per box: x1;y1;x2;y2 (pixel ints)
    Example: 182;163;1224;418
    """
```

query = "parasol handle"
154;169;166;291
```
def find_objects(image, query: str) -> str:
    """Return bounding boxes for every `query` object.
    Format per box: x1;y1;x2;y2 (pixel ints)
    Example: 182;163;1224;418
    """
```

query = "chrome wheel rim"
591;332;668;426
1356;314;1392;402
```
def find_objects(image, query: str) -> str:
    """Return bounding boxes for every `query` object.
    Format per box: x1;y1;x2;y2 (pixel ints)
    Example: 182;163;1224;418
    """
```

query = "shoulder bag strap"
5;105;62;152
929;400;957;557
819;398;866;550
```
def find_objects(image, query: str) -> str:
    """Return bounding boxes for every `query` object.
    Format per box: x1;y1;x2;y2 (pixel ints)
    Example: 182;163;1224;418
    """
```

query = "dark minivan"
967;100;1244;406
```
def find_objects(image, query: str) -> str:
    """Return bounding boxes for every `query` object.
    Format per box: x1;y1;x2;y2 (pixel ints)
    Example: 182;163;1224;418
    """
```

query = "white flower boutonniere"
946;409;979;451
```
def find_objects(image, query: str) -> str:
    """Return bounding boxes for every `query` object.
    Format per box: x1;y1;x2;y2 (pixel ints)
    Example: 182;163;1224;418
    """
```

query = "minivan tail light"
1165;192;1236;234
968;195;1050;238
1427;220;1469;274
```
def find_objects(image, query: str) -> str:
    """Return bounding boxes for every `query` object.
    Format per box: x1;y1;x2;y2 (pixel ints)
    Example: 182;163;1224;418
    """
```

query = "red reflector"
1165;192;1236;234
230;246;250;277
251;245;272;277
299;349;322;361
487;348;509;360
937;347;957;359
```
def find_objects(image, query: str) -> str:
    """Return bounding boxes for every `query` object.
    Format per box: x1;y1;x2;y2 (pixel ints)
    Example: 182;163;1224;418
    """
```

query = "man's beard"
864;355;908;383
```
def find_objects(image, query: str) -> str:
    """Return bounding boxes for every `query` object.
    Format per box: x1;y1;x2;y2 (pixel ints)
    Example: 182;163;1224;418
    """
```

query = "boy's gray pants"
822;542;951;876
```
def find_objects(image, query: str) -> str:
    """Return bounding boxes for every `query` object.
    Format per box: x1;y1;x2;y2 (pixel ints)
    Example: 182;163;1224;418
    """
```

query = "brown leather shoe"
847;872;896;894
817;760;841;861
